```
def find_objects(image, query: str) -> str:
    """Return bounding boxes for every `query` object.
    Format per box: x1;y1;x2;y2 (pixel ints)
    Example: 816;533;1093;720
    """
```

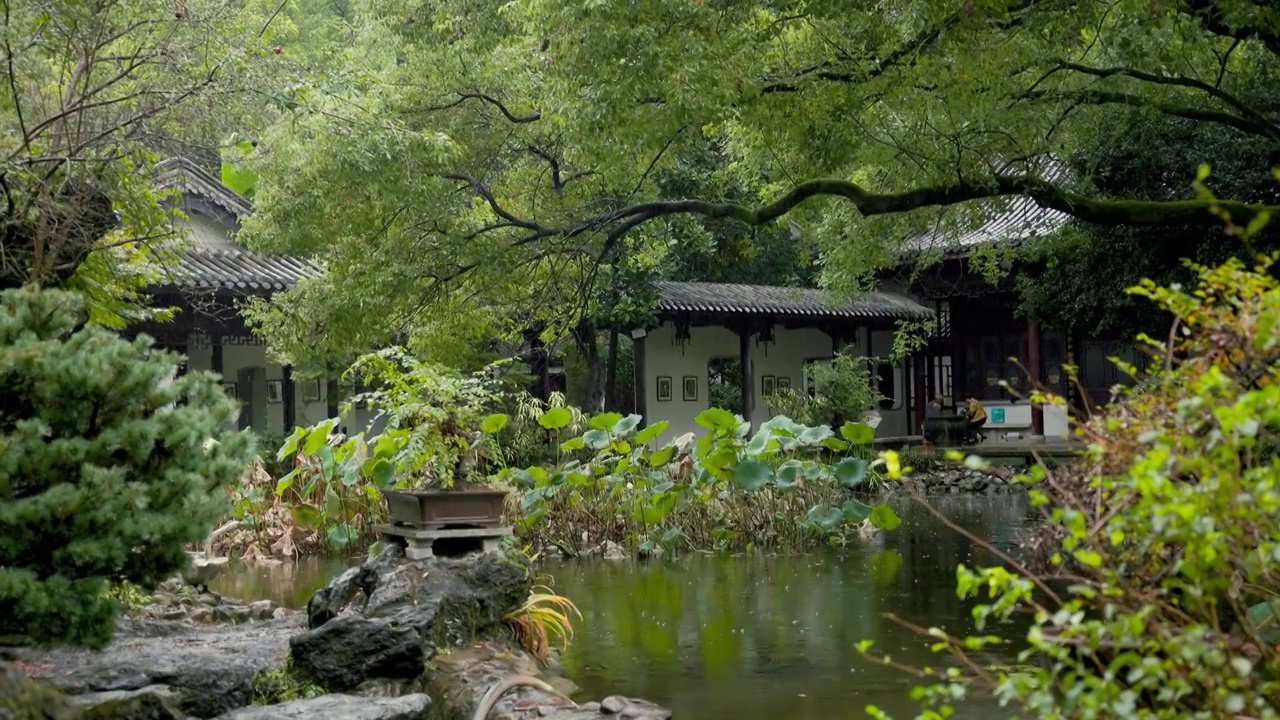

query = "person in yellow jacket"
964;397;988;444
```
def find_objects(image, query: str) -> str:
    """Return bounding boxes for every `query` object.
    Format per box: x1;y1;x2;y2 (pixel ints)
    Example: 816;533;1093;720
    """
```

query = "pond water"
209;493;1037;720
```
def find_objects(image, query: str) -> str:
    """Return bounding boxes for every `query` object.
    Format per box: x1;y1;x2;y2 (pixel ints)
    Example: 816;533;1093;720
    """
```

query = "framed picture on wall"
682;375;698;402
777;376;792;390
656;375;673;402
761;375;776;396
220;381;238;399
266;380;283;404
302;379;322;403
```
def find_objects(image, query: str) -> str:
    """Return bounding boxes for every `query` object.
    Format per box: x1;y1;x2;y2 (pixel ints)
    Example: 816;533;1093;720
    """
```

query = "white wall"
642;322;739;444
182;334;372;438
641;321;912;445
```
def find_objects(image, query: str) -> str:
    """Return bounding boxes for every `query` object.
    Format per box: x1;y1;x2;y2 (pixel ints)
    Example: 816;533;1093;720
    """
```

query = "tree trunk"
574;321;605;413
605;326;620;411
525;324;550;400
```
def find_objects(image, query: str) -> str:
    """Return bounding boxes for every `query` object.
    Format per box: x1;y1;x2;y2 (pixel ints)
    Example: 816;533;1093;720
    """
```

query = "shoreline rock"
429;641;671;720
897;465;1026;495
11;615;301;718
9;547;671;720
132;579;288;625
292;544;531;692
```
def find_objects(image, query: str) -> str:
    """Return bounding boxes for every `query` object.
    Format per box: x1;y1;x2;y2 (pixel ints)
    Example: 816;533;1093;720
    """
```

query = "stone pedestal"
376;524;513;561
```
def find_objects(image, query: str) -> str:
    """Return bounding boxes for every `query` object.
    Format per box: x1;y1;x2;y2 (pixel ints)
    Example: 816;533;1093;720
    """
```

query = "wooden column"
1028;320;1045;437
605;327;620;411
327;378;340;429
738;327;751;420
633;333;648;426
912;352;928;431
282;364;296;433
210;334;224;377
525;325;550;401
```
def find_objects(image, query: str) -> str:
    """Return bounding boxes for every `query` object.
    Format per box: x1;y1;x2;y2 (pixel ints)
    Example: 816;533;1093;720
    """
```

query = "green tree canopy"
1016;89;1280;337
237;0;1280;364
0;0;294;326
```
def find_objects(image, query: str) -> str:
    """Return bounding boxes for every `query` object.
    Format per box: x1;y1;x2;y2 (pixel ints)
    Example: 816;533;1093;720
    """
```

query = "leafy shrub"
0;287;255;648
863;253;1280;719
259;348;519;553
342;347;507;488
494;391;587;468
507;407;901;555
765;349;884;427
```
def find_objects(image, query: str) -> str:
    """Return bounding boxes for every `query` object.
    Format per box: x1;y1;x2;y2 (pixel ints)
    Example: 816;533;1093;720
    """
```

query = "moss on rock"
0;663;83;720
250;659;326;705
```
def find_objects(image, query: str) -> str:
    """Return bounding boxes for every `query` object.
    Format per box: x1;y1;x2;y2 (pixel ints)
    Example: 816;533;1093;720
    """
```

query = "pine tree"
0;287;257;648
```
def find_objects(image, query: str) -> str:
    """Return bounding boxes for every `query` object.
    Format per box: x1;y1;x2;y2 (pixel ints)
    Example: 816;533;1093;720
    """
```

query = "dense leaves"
0;288;255;648
509;408;902;555
235;0;1280;367
0;0;289;325
1016;95;1280;337
865;244;1280;717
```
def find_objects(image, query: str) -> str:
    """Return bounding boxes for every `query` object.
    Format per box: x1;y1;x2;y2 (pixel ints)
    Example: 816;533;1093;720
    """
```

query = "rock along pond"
209;493;1037;720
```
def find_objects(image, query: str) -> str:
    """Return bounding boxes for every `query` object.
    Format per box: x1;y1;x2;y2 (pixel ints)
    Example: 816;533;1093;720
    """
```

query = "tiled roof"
150;158;322;292
905;156;1075;253
155;242;323;292
155;157;254;218
655;281;934;320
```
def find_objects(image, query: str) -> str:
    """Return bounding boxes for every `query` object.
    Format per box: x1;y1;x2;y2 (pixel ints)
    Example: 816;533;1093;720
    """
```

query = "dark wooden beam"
1028;319;1045;437
210;334;223;377
282;364;296;432
605;327;619;411
633;333;648;425
327;378;340;426
738;327;751;420
912;353;927;432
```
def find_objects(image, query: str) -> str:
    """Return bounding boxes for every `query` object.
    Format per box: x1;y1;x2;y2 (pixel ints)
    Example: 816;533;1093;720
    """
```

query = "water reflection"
208;555;359;609
545;494;1036;720
207;494;1037;719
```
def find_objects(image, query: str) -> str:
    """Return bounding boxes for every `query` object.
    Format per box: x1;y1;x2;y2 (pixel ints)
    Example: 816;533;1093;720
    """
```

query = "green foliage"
237;0;1280;367
101;581;153;615
508;407;902;555
497;391;588;468
0;287;256;649
0;0;288;322
263;347;528;551
272;419;393;553
864;250;1280;718
252;664;326;705
338;347;510;489
1016;99;1280;337
765;350;884;427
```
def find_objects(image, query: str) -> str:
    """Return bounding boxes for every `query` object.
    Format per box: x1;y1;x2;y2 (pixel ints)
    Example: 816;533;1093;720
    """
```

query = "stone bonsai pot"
383;485;508;529
381;417;512;529
333;348;516;530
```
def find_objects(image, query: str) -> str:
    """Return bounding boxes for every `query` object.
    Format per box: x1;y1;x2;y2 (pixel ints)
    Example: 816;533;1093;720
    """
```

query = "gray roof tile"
655;281;934;320
905;156;1074;253
151;158;321;292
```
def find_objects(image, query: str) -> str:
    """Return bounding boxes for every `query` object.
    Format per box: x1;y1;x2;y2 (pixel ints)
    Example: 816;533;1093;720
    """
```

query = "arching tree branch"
1054;62;1279;138
1026;89;1279;140
420;92;541;123
587;174;1280;238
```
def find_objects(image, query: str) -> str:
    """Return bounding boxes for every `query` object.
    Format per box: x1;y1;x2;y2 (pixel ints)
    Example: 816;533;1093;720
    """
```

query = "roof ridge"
654;279;932;321
154;157;254;218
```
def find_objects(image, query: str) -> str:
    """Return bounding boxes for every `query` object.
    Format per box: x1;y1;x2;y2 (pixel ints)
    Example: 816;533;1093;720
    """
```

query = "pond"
209;493;1037;720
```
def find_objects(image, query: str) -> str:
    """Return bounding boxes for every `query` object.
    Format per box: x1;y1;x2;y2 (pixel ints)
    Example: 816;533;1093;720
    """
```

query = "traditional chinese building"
125;157;348;436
